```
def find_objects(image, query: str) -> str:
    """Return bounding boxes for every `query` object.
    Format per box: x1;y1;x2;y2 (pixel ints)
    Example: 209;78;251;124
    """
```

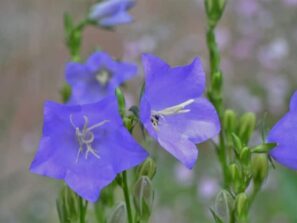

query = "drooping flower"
89;0;135;27
66;51;137;105
139;54;220;169
30;96;148;202
267;91;297;170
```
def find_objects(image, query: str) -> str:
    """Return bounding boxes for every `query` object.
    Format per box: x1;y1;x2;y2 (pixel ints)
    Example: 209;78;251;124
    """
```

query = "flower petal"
157;129;198;169
160;98;221;144
290;91;297;111
89;0;134;21
100;11;133;27
267;111;297;170
142;54;205;110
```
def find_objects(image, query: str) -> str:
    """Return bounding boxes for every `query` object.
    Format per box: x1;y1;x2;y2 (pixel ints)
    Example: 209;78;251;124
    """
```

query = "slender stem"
248;183;261;210
79;197;88;223
206;23;229;188
122;170;133;223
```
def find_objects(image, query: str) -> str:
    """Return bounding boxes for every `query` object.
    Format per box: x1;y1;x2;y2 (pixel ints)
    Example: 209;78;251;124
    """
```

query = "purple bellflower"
30;96;148;202
267;91;297;170
89;0;135;27
66;51;137;105
139;54;220;169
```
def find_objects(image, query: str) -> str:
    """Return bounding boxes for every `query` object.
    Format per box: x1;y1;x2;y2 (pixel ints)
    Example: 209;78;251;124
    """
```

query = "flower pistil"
70;115;109;162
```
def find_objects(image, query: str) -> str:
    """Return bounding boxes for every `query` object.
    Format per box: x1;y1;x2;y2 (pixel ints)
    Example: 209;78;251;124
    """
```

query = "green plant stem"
248;183;261;210
79;197;88;223
122;170;133;223
206;25;229;188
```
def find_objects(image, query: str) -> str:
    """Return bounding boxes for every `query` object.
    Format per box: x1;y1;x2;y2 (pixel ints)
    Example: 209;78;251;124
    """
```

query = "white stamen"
154;99;195;116
150;99;195;130
69;114;109;163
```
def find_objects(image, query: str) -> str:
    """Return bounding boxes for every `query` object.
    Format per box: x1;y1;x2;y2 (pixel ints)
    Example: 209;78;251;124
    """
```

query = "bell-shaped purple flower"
139;54;220;169
66;51;137;105
30;96;148;202
89;0;135;27
267;91;297;170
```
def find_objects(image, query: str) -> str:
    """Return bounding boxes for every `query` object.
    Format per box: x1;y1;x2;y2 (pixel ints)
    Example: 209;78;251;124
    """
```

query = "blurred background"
1;0;297;222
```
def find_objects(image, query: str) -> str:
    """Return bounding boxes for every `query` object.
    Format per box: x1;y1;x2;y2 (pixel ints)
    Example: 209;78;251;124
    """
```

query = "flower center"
150;99;195;130
95;69;111;86
70;115;109;163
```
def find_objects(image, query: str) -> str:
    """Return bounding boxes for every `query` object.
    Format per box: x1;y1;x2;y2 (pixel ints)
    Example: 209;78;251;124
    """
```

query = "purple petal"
142;54;206;110
267;111;297;170
100;11;133;27
157;127;198;169
85;51;114;73
89;0;135;21
66;51;137;105
65;62;93;85
290;91;297;111
160;98;221;144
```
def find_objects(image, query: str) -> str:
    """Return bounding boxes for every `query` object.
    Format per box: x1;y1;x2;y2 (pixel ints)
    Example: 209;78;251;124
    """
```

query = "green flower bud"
252;154;269;184
231;133;243;154
116;88;126;117
214;190;233;222
204;0;227;27
133;176;154;221
223;109;237;133
237;112;256;145
239;147;251;167
228;163;242;193
108;202;126;223
235;193;248;220
137;157;157;179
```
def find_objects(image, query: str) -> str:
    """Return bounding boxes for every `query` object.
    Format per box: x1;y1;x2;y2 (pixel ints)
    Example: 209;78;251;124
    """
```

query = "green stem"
206;24;229;188
79;197;88;223
122;170;133;223
248;183;261;211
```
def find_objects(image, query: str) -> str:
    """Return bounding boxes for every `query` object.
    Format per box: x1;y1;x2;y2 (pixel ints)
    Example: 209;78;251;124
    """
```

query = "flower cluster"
30;50;220;201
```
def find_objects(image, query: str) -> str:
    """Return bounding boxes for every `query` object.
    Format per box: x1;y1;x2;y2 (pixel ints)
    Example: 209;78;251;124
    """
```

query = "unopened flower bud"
214;190;233;222
223;110;236;133
235;193;248;220
252;154;269;184
239;147;251;167
133;176;154;221
205;0;227;27
138;157;157;179
231;133;243;154
108;202;126;223
238;112;256;145
229;163;241;193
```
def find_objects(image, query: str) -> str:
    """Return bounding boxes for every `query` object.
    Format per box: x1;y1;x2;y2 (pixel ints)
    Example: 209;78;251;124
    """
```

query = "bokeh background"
1;0;297;222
